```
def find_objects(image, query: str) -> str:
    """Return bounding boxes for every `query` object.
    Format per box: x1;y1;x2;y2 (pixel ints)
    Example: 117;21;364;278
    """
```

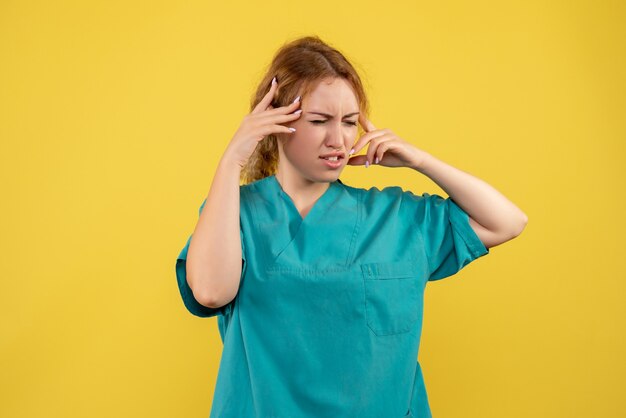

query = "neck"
275;172;331;207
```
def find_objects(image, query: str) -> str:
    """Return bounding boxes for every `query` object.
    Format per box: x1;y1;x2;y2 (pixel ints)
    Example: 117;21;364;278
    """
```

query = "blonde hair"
240;35;370;185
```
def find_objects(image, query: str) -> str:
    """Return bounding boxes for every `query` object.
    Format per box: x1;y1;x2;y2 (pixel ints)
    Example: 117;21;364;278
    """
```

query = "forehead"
305;78;358;111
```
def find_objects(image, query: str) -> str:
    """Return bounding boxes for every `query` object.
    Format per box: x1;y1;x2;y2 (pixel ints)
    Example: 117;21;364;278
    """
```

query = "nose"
325;120;347;150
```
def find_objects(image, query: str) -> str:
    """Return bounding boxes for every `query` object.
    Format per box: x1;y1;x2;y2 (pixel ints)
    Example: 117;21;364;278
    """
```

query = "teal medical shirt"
176;174;489;418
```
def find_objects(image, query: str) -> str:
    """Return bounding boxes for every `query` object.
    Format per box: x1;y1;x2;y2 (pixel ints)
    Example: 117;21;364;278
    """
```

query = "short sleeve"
402;191;489;282
175;198;246;317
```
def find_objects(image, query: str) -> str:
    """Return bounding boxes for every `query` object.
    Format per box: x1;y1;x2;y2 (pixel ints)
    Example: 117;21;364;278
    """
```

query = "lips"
320;157;343;169
319;152;345;160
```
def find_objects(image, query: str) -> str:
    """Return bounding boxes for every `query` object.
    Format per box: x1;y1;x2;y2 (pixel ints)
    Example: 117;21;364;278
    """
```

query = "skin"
274;77;359;217
272;76;528;248
273;76;429;218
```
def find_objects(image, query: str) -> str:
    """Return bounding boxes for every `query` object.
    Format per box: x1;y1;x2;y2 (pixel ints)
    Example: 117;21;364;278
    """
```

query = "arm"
186;155;243;309
412;152;528;249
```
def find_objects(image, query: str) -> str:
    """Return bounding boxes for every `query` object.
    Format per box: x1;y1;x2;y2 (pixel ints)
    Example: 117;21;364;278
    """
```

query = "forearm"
186;154;243;308
414;152;528;236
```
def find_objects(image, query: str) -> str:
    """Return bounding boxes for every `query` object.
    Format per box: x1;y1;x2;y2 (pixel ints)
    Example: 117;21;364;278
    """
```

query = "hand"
224;77;302;169
346;113;430;170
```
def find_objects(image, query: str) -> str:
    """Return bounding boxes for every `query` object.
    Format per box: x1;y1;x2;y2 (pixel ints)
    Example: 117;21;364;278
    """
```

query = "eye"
311;120;358;126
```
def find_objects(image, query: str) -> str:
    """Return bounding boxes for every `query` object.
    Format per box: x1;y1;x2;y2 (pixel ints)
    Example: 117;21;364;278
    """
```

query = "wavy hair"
240;35;370;185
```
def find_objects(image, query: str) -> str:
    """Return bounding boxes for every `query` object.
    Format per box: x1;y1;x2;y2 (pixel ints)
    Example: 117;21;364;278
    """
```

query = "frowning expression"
278;77;360;182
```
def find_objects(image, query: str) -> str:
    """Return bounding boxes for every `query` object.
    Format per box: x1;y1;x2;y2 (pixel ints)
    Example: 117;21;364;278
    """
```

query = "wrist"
412;151;433;172
219;151;244;172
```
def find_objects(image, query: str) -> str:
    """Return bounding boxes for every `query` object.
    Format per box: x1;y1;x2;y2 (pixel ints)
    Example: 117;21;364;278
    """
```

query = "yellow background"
1;1;624;417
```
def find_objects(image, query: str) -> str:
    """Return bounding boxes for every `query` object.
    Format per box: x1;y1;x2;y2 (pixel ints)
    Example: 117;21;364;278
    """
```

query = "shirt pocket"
361;260;422;336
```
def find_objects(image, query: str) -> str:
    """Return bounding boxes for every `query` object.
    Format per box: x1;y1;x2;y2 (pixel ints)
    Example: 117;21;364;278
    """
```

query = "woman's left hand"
346;114;430;170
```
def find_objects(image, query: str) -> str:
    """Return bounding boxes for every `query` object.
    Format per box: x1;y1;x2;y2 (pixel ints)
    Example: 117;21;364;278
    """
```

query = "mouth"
319;152;346;161
319;155;343;169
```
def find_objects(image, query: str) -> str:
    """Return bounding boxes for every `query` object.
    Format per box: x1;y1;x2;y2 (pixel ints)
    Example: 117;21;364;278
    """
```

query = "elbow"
188;272;239;309
195;287;237;310
513;213;529;237
187;273;219;309
521;211;529;225
192;286;220;309
187;261;242;309
500;214;529;241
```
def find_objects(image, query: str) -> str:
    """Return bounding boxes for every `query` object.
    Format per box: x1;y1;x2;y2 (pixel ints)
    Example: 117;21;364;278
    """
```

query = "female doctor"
176;36;528;418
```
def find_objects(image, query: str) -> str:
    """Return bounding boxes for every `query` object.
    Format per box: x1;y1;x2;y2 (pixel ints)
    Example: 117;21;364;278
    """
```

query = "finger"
349;129;387;158
364;135;393;167
358;113;376;133
259;124;297;138
345;155;368;166
375;141;388;164
377;147;387;164
260;108;303;125
369;137;393;165
252;76;278;115
262;96;301;117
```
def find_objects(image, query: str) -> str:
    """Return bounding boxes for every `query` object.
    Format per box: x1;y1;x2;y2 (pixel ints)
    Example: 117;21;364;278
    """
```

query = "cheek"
297;122;319;133
293;125;327;144
284;135;317;157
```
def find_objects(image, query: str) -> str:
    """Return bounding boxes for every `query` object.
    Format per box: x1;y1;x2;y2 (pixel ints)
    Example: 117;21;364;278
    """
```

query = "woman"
176;36;527;418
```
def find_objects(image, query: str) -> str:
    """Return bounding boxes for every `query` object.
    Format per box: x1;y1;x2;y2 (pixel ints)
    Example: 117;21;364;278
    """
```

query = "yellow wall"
1;1;624;417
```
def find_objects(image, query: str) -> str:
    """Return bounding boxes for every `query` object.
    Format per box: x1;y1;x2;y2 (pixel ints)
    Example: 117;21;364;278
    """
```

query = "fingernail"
292;95;301;103
375;157;379;164
365;160;370;168
293;109;302;115
349;148;355;155
288;127;296;132
272;76;276;85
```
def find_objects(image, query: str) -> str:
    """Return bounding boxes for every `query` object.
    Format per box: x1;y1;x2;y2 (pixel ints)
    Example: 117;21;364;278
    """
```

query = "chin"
320;170;343;181
305;172;337;184
299;163;345;183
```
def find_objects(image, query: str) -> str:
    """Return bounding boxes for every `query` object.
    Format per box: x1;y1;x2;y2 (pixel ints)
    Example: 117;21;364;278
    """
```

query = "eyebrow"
306;111;360;118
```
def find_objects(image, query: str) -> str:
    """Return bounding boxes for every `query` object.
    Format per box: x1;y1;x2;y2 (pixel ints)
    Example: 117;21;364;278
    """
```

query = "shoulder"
340;180;414;202
338;181;409;213
238;176;279;216
197;179;264;215
239;176;271;200
339;181;448;215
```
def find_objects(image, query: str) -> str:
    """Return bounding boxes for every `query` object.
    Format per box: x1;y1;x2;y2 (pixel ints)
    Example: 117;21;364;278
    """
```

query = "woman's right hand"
224;77;302;169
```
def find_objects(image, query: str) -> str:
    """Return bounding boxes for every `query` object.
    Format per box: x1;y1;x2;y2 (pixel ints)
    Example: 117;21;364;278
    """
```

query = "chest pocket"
361;260;422;336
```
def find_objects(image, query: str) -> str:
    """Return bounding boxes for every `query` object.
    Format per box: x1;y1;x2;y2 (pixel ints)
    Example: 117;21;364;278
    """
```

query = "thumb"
346;155;368;166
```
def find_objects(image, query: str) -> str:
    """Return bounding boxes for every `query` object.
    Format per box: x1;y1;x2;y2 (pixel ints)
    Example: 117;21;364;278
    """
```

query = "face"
277;77;359;184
